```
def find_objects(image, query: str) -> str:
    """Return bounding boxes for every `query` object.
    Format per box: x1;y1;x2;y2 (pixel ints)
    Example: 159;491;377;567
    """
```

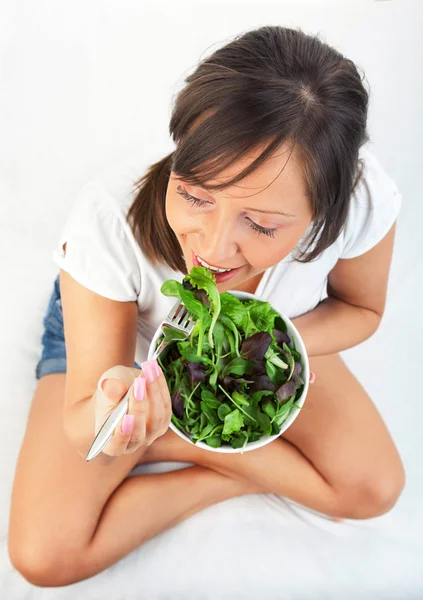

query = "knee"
8;536;83;587
337;462;406;519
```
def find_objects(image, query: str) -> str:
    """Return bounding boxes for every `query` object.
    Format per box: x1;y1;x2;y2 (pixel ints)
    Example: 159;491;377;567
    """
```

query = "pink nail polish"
134;376;146;401
151;359;161;378
121;414;134;435
140;360;155;383
309;371;316;384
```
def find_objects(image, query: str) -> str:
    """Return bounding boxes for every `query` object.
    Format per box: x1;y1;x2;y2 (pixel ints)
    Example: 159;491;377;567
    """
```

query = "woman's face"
165;143;313;293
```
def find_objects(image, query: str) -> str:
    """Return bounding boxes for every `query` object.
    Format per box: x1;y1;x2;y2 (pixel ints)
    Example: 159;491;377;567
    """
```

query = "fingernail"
134;376;146;401
98;373;108;391
121;414;134;435
151;359;161;378
140;360;156;383
98;376;121;393
309;371;316;384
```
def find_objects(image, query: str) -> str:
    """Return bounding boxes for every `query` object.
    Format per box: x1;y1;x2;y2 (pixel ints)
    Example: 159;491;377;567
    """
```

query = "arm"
59;268;140;458
291;222;397;357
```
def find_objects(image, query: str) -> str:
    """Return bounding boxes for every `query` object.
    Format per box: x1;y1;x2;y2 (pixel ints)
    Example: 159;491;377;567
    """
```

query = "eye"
176;185;278;239
176;186;209;207
246;219;277;238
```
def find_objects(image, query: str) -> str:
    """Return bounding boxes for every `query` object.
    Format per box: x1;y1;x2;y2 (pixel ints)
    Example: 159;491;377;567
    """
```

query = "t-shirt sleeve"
52;182;141;302
340;150;402;259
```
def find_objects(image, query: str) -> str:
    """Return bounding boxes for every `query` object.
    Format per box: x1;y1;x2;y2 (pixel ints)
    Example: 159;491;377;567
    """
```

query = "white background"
1;1;422;598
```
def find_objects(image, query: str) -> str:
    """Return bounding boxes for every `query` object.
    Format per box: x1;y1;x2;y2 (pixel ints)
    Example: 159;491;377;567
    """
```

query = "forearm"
291;295;381;357
63;396;121;465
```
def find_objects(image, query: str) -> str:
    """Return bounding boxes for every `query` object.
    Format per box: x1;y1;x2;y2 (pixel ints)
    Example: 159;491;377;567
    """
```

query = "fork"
86;300;196;461
151;300;196;360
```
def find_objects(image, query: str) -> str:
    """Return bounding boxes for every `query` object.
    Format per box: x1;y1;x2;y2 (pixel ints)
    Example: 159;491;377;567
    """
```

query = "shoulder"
53;155;154;302
354;146;401;209
339;145;402;259
67;153;155;263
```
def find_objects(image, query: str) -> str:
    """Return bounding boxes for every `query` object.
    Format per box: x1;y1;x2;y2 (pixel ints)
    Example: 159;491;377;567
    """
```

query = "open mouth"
191;250;244;283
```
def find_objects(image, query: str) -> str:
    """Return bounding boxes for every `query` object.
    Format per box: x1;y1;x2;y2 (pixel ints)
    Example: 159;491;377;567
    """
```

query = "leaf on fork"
162;326;187;342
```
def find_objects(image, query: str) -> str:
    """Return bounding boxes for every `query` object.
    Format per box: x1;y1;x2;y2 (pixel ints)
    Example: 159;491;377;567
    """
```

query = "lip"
192;250;241;271
191;250;244;283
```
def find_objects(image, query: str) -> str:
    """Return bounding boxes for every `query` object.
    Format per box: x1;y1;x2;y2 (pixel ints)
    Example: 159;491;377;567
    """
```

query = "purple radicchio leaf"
223;375;243;393
292;362;304;387
252;360;267;376
276;380;296;403
182;279;210;306
193;288;211;307
182;280;195;291
249;374;276;394
240;332;272;361
171;389;184;419
187;362;206;386
273;328;291;347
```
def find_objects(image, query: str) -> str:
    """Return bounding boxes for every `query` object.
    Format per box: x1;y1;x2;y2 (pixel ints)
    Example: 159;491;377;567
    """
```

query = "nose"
198;209;239;265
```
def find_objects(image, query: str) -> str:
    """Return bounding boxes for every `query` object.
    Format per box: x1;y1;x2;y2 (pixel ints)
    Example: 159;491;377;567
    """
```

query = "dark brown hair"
128;25;369;273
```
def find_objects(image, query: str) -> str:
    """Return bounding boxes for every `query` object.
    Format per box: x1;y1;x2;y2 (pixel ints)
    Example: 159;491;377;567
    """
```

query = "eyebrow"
245;207;296;218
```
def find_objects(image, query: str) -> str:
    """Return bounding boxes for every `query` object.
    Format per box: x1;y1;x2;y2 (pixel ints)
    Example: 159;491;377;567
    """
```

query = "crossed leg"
143;354;405;519
8;374;262;588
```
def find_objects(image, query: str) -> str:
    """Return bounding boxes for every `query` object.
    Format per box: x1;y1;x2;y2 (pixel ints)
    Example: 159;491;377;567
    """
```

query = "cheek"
165;196;184;233
166;198;203;241
243;225;309;269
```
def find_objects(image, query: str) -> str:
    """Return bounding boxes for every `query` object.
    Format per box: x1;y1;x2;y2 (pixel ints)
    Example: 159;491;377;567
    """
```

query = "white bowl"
147;289;309;453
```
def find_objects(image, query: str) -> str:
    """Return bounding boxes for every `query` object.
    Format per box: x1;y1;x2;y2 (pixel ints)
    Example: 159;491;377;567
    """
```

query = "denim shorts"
35;274;141;379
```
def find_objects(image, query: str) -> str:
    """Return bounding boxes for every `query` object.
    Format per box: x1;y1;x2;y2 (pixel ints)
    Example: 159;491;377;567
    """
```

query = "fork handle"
85;386;132;461
151;339;170;360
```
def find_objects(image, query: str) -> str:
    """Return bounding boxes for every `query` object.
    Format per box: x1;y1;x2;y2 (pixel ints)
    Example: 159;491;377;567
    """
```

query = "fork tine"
180;310;193;329
186;319;196;333
167;300;183;322
185;312;197;333
175;307;188;325
164;300;195;333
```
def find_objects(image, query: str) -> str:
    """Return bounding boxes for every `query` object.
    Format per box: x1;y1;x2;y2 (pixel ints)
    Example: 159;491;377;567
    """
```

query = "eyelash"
176;188;277;239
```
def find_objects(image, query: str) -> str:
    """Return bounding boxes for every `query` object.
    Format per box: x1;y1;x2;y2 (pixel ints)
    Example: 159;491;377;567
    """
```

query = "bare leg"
144;354;405;519
84;465;259;584
143;426;338;513
8;373;262;588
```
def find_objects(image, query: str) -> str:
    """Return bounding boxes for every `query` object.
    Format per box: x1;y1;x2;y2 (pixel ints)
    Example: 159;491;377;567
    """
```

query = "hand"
94;359;172;457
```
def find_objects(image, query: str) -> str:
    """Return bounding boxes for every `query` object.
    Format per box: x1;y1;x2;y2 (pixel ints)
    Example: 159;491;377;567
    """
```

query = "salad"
157;266;305;450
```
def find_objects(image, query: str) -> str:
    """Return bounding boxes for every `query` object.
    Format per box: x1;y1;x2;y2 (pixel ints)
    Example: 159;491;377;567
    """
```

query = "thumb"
99;377;128;403
97;364;137;404
95;365;135;431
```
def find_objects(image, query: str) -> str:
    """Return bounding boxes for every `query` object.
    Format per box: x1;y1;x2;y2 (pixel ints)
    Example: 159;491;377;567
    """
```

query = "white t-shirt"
53;146;402;366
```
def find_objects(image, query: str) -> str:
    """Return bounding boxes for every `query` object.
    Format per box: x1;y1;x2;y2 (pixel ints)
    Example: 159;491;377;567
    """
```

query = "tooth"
196;254;230;272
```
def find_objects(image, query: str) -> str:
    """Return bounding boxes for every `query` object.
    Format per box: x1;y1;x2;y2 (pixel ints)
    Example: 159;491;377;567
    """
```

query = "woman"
8;26;405;587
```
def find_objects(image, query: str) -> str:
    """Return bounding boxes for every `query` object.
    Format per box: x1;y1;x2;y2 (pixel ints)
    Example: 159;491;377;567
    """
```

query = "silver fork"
86;300;196;461
152;300;196;359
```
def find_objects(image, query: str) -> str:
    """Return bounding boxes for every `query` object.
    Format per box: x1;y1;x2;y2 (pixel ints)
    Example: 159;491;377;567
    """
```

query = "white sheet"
1;1;422;598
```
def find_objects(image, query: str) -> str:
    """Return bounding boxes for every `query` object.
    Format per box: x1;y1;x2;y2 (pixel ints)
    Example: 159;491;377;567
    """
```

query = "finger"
141;359;166;440
95;365;136;430
126;377;148;451
100;377;128;407
150;359;172;436
102;414;134;457
155;361;173;431
94;379;127;436
98;364;141;388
